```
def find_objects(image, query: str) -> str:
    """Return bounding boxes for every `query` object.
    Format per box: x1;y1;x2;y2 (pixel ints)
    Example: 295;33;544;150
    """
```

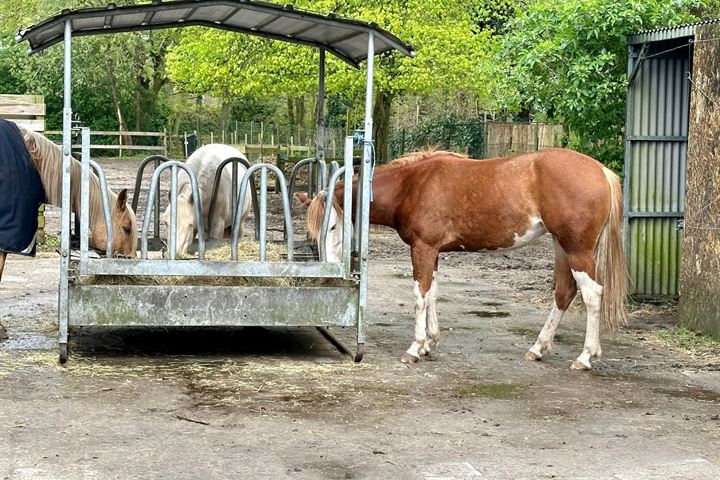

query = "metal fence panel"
625;48;689;298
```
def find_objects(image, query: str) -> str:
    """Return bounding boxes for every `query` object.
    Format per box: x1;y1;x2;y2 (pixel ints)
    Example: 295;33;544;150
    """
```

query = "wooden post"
118;131;123;158
163;128;168;157
210;131;214;144
680;23;720;339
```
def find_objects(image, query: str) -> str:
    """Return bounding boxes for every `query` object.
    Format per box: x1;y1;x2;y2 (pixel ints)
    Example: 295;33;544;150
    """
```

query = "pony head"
94;188;138;258
296;191;345;263
19;127;138;258
160;190;197;254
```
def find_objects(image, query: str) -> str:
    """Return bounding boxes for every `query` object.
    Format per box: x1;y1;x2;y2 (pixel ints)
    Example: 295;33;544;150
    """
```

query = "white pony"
161;144;252;254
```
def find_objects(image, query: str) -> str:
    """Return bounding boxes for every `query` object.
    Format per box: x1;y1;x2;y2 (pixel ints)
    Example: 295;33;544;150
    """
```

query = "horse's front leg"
526;238;576;361
424;269;440;353
401;244;438;364
0;251;8;340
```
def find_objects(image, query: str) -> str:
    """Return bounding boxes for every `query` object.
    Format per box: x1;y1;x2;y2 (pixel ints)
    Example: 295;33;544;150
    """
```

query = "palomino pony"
299;148;627;370
0;122;138;339
160;144;252;254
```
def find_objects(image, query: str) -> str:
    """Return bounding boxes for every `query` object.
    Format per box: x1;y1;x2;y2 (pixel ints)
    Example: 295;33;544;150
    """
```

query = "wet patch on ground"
466;310;511;318
452;383;527;400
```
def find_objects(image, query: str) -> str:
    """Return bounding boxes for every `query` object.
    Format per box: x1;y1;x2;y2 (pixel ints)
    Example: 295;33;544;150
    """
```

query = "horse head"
160;189;197;254
296;191;345;263
19;126;138;258
88;188;137;258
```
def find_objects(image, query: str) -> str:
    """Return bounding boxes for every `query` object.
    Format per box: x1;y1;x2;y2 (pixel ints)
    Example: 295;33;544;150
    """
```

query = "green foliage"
390;116;485;158
497;0;702;166
166;1;500;118
654;326;720;357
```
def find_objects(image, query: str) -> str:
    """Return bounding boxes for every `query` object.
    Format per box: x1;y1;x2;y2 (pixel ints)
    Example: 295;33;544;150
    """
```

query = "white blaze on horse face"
325;206;343;263
571;270;603;370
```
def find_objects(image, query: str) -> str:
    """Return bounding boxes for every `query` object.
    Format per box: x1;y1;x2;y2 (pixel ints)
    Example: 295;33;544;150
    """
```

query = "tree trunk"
106;54;132;145
372;90;394;163
295;97;306;128
287;97;295;126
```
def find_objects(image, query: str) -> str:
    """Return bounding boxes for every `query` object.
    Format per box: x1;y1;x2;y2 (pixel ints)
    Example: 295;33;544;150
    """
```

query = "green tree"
498;0;703;168
167;0;498;162
3;0;177;135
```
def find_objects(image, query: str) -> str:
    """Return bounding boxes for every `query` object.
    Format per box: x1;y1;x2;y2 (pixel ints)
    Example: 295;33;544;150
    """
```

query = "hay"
204;240;287;261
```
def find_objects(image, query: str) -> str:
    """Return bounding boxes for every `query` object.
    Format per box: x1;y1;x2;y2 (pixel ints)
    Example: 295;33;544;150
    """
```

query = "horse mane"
381;149;469;170
306;191;344;241
19;127;110;224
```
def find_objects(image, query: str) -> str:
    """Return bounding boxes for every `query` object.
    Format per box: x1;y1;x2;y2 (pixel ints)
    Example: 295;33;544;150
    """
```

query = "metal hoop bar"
79;128;91;265
131;154;171;241
141;161;205;260
207;157;260;240
288;157;315;203
231;163;294;261
342;137;353;274
88;159;114;258
259;168;268;261
328;160;339;184
319;166;347;262
169;164;178;259
130;155;171;211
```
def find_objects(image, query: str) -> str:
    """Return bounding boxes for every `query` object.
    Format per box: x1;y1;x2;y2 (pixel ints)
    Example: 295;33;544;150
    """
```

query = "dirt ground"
1;159;719;480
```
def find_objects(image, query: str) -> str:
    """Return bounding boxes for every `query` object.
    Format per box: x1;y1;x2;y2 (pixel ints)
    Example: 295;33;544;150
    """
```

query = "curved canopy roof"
16;0;415;67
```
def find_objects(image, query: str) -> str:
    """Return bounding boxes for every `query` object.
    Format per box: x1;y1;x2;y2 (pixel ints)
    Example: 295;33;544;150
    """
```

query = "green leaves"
496;0;701;166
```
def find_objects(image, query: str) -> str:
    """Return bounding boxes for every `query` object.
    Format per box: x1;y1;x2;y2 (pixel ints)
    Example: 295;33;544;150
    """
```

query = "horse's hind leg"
526;238;577;361
0;252;8;340
567;251;603;370
401;243;438;364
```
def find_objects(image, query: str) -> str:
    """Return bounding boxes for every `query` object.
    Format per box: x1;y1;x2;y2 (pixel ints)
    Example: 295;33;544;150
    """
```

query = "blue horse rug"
0;119;46;256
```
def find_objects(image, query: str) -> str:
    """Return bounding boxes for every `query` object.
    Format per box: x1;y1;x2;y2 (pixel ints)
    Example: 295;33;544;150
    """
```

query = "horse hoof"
570;359;591;371
400;352;419;364
525;350;541;361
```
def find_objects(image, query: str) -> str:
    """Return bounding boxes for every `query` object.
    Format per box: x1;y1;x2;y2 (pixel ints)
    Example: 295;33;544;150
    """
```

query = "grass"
650;326;720;361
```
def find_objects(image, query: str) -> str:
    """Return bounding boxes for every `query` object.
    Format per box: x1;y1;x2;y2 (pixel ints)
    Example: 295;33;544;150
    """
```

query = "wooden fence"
484;122;566;159
45;130;168;157
0;94;45;132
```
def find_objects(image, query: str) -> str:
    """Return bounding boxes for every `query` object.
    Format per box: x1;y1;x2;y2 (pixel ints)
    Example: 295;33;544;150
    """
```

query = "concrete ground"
1;158;719;479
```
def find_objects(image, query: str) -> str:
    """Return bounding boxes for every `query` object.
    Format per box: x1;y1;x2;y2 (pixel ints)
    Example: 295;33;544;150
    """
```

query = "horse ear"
295;192;312;207
116;189;128;211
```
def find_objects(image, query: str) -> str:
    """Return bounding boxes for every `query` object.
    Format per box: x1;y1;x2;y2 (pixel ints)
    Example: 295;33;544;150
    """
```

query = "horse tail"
595;167;628;331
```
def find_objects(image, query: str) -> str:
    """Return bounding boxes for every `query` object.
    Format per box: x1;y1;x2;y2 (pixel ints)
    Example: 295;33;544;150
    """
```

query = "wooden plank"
46;130;165;137
4;119;45;131
0;104;46;116
86;144;165;151
0;94;44;105
91;130;166;137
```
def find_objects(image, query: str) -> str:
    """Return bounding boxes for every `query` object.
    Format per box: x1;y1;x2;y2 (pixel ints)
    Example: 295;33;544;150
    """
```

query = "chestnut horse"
0;125;138;339
299;148;627;370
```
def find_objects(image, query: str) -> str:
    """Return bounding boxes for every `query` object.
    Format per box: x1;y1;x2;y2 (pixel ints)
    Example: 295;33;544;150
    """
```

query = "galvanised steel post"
356;31;375;352
314;49;327;195
58;19;72;362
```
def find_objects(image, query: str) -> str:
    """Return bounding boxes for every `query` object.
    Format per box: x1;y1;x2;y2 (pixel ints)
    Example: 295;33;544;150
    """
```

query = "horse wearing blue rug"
0;119;138;340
